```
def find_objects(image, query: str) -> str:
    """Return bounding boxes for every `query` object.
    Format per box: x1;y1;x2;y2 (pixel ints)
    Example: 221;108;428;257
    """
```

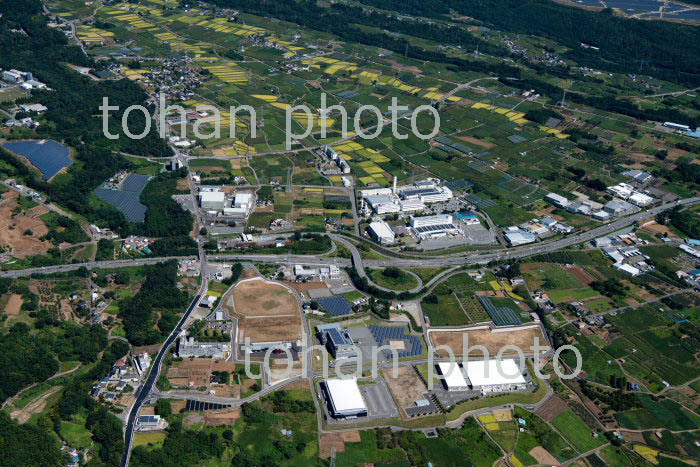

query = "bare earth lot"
0;190;52;255
382;366;429;418
226;278;302;344
429;325;548;357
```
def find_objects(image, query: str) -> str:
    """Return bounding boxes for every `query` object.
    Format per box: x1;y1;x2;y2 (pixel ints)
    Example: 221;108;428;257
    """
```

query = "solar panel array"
319;296;352;316
415;223;456;234
184;400;232;412
3;140;73;180
95;174;152;222
368;325;423;358
477;296;522;326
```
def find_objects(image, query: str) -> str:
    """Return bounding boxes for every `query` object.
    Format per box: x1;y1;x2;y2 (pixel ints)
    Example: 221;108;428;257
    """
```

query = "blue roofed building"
316;323;358;360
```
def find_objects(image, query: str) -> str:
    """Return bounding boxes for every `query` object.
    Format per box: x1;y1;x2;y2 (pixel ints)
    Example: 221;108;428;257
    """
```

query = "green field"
367;268;419;291
551;410;603;453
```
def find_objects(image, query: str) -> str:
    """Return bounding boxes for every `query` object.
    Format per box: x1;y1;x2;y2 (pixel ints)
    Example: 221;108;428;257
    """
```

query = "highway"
5;197;697;280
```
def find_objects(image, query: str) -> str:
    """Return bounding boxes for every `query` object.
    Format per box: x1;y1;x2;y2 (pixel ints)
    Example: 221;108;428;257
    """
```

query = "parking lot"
360;379;399;419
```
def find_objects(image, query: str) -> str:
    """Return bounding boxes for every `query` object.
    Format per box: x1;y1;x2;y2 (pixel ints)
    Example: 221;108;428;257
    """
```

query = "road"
120;242;208;465
4;196;699;279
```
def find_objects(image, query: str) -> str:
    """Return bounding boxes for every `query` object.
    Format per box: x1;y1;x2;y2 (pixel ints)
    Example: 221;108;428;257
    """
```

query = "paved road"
120;291;204;466
0;256;195;278
4;196;697;280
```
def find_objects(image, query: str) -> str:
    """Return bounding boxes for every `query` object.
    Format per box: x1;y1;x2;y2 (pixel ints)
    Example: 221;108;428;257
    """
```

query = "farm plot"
421;272;494;326
603;307;700;387
551;410;603;453
511;407;576;465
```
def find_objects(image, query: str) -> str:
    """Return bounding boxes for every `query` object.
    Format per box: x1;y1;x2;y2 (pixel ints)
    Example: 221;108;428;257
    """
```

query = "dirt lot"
567;266;596;286
0;190;53;255
4;294;23;315
229;278;300;317
204;408;241;427
227;278;302;344
429;326;548;357
535;395;569;422
167;359;213;388
319;431;361;459
382;366;428;418
10;386;62;423
456;135;495;149
529;446;559;465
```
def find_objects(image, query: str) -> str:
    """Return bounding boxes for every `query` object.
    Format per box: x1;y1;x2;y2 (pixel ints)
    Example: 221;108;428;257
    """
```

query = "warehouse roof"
437;362;468;390
324;378;366;413
464;359;526;387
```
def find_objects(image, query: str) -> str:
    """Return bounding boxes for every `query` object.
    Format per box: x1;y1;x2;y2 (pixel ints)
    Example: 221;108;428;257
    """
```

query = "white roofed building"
199;190;226;210
437;362;469;391
545;192;570;208
322;378;367;418
463;359;527;395
368;221;395;244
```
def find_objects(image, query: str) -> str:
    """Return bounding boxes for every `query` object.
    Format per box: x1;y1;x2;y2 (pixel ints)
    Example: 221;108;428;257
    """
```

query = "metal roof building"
322;378;367;418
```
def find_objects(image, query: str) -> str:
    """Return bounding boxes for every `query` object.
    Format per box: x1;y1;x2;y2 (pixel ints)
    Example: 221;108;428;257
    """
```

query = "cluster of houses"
91;354;146;401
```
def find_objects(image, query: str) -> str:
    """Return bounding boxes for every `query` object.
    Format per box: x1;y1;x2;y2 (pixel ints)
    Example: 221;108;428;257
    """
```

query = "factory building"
368;221;395;244
545;192;570;208
316;323;358;360
463;359;528;395
199;189;226;210
321;378;368;418
223;191;253;217
410;214;459;239
437;362;469;391
293;264;341;280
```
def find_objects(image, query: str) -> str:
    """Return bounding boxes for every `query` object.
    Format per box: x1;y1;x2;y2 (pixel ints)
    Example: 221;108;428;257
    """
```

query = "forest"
119;260;191;346
0;0;175;232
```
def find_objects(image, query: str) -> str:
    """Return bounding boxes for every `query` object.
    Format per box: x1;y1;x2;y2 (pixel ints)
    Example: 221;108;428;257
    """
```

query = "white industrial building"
504;227;536;246
628;192;655;207
293;264;341;280
137;415;168;431
411;214;453;228
545;192;570;208
437;362;469;391
368;221;395;244
607;183;635;200
398;179;452;204
463;359;527;395
199;189;226;210
223;192;253;217
410;214;459;240
365;194;400;214
322;377;368;418
399;199;426;213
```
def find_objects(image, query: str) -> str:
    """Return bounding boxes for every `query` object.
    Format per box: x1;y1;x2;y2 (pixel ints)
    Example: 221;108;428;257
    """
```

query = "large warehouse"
464;359;527;395
322;378;367;418
437;362;469;391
